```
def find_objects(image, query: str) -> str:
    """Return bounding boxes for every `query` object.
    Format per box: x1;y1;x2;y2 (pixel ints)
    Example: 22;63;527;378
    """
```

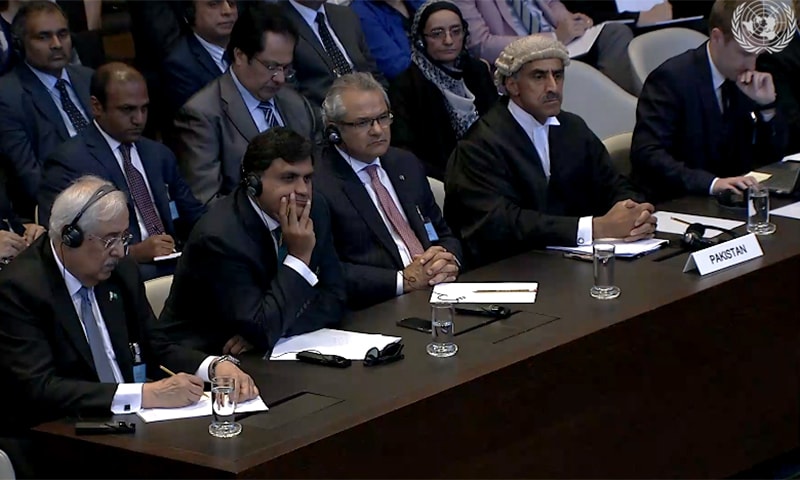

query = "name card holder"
683;233;763;275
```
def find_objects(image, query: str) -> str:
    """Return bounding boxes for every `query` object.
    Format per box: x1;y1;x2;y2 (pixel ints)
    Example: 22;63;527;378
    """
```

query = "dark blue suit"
38;124;206;245
0;64;93;219
631;44;788;202
161;33;224;114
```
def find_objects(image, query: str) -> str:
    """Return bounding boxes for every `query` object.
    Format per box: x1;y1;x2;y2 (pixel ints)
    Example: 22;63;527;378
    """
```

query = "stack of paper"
783;152;800;162
136;395;268;423
653;211;744;238
269;328;402;361
772;201;800;220
430;282;538;304
547;238;668;258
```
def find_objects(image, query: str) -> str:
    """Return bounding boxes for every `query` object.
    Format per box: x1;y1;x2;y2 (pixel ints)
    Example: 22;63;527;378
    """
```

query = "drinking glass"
427;302;458;357
747;184;776;235
208;376;242;438
590;244;620;300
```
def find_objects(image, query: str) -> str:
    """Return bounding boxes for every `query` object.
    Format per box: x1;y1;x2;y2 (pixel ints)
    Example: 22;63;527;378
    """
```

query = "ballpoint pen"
671;216;693;226
472;289;537;293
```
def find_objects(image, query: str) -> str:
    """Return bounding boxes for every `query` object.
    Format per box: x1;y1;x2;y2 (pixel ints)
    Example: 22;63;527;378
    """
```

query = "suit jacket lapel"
694;44;722;166
220;72;260;141
380;153;430;249
67;65;92;116
285;3;335;71
325;6;356;59
188;34;222;78
496;0;522;32
17;66;69;141
234;189;278;276
496;102;549;208
94;281;133;382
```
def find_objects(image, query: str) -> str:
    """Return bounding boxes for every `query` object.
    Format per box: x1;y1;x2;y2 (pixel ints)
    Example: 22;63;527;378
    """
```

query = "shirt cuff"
577;216;593;246
396;271;404;296
197;356;216;383
709;177;720;195
283;255;318;286
111;383;143;414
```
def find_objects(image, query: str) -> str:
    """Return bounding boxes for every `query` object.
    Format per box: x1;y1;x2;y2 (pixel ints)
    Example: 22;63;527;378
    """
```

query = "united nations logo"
732;0;797;54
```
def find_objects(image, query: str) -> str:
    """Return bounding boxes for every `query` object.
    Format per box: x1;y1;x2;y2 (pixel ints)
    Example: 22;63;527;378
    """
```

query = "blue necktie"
257;101;280;131
272;227;288;262
78;287;116;383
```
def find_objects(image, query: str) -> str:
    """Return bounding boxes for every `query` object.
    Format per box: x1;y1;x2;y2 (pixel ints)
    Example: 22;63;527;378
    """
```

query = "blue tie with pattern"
78;287;116;383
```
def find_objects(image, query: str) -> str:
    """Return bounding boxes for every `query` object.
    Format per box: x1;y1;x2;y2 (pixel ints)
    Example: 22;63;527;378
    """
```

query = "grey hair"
321;72;391;124
48;175;129;243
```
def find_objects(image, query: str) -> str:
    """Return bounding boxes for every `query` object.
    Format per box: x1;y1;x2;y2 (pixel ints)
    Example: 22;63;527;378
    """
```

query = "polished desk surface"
33;196;800;478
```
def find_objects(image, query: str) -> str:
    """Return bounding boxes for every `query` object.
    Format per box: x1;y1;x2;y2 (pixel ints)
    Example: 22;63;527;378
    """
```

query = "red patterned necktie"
120;144;165;236
365;165;424;257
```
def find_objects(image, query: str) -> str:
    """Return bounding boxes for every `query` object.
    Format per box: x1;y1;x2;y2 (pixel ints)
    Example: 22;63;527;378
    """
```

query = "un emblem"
732;0;797;54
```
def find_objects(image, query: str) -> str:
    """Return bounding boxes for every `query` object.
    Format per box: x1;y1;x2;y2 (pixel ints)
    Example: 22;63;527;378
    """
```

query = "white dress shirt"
95;122;162;241
50;241;215;414
194;33;229;73
230;69;286;132
288;0;355;69
246;195;318;286
507;99;593;245
336;147;412;296
28;64;89;138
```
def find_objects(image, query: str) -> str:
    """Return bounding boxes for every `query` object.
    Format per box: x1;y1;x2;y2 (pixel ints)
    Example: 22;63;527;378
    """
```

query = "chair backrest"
562;61;638;141
428;177;445;211
0;448;16;480
144;275;173;318
628;27;709;95
602;132;634;177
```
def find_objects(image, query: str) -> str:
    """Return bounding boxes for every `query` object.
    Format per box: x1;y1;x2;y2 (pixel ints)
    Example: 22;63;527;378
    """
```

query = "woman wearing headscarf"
389;0;498;181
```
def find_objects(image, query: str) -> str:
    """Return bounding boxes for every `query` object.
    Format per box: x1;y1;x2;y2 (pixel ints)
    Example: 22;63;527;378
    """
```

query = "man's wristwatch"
209;355;240;379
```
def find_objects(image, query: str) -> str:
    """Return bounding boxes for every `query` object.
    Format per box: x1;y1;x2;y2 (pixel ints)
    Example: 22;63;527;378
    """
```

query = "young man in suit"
39;62;207;281
0;1;93;220
281;0;388;106
161;0;238;115
315;73;461;310
0;176;257;476
160;127;346;355
445;36;655;268
171;2;319;205
631;0;788;202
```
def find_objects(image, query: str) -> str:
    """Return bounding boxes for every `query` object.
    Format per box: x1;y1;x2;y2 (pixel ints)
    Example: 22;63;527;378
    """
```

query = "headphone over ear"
680;223;737;252
324;124;342;145
182;0;196;27
241;167;263;198
61;185;120;248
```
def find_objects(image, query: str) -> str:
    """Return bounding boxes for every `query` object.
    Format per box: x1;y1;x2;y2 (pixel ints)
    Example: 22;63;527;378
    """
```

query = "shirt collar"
93;120;127;153
706;42;726;90
193;32;227;71
50;239;87;298
230;68;268;114
27;63;69;91
289;0;326;25
246;194;280;232
335;146;382;177
507;98;560;133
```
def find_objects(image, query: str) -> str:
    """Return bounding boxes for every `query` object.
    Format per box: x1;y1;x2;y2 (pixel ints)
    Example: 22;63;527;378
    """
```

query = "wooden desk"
33;197;800;478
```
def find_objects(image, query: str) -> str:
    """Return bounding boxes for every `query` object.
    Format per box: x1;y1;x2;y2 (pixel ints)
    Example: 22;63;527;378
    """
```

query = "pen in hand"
159;365;209;398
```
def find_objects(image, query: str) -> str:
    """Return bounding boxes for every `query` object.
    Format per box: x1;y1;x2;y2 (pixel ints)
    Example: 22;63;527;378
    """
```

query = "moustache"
543;93;561;102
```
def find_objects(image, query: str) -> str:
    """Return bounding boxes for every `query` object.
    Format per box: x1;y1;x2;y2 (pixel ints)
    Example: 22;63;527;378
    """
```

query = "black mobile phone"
396;317;432;333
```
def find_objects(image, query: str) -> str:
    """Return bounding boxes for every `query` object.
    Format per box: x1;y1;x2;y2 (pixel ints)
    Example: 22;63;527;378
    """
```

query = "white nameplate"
683;233;763;275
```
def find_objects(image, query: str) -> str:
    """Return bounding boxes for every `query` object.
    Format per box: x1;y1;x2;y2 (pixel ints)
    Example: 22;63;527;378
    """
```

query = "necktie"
272;227;288;262
120;144;165;236
257;101;280;131
55;78;89;133
508;0;542;34
78;287;116;383
365;165;424;257
721;80;737;116
315;12;352;76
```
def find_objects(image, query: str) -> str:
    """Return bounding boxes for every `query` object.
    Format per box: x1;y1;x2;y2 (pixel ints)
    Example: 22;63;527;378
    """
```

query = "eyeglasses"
423;26;464;40
87;231;133;251
338;112;394;131
364;341;405;367
253;57;296;80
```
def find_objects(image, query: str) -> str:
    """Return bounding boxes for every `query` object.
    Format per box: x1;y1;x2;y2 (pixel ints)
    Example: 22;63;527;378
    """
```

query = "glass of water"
208;376;242;438
590;243;620;300
427;302;458;358
747;183;776;235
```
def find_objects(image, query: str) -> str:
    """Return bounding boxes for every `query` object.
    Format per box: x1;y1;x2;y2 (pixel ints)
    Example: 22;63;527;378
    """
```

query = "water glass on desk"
590;244;620;300
209;376;242;438
747;184;777;235
427;302;458;358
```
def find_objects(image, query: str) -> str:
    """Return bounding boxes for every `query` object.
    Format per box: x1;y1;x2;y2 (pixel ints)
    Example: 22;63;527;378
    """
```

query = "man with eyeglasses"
315;73;462;310
38;62;206;281
170;2;320;205
0;176;258;477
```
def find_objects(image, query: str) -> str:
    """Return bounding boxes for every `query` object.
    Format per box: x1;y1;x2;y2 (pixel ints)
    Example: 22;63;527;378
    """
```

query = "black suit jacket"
281;1;388;106
0;237;208;432
631;44;788;202
162;33;225;115
159;188;346;354
0;64;93;219
38;124;206;243
315;146;462;309
446;97;641;267
759;34;800;155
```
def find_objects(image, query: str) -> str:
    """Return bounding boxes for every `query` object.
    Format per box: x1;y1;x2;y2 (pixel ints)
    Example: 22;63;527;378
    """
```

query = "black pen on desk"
159;365;209;398
671;216;692;226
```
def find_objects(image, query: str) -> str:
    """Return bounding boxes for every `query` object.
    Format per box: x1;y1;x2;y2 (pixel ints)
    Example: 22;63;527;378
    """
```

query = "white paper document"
615;0;664;12
783;152;800;162
567;23;606;58
771;201;800;220
653;211;744;238
136;395;268;423
269;328;402;361
430;282;538;304
747;170;773;182
547;238;668;257
153;251;182;262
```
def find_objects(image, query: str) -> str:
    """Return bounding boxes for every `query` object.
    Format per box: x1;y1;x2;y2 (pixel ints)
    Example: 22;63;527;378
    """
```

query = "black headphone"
324;124;342;145
182;0;196;27
61;185;120;248
680;223;738;251
241;166;263;197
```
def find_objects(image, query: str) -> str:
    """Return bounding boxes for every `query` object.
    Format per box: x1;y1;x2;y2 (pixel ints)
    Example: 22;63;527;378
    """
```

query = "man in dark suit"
281;0;388;107
315;73;461;310
446;36;655;268
39;63;206;281
162;0;238;115
0;176;257;476
161;128;345;355
631;0;788;203
171;2;319;205
0;1;92;220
